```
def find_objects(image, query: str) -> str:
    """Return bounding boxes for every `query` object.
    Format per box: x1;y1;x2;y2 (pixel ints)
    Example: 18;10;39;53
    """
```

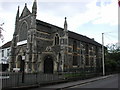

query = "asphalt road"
68;74;119;89
29;74;119;90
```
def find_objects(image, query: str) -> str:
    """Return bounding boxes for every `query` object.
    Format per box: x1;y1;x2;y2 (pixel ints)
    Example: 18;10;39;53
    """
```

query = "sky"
0;0;118;46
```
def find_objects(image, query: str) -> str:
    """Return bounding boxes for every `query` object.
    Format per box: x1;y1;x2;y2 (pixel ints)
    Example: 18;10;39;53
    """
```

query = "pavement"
40;74;114;89
3;74;115;90
70;74;118;88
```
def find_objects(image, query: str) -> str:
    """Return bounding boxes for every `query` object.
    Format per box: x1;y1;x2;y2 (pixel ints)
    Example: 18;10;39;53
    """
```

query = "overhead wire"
104;32;118;44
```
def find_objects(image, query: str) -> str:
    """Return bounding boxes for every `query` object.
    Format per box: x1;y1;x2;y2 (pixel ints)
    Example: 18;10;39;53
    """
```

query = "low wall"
1;72;63;89
1;72;102;89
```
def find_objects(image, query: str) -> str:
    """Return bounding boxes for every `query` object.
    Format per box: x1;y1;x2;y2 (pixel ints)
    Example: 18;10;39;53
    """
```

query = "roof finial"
18;6;20;9
32;0;37;15
65;17;67;20
64;17;67;31
16;5;19;20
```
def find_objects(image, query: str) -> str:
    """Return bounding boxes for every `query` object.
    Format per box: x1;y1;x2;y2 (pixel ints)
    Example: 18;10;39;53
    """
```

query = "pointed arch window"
19;22;28;41
55;34;59;45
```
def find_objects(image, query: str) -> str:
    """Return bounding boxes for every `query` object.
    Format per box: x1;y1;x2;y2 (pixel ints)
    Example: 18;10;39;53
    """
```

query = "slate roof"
1;41;12;49
20;5;31;19
36;19;63;30
36;19;102;47
68;31;102;47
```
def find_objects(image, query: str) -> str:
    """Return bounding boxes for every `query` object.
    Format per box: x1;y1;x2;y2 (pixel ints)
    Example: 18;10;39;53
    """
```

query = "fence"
1;72;63;90
1;71;102;90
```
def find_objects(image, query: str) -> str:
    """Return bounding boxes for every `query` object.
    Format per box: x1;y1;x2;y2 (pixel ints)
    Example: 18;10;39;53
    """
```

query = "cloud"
37;2;91;31
38;0;118;32
0;2;17;45
0;0;118;46
92;0;118;25
72;0;117;26
67;0;118;32
0;12;15;43
37;1;100;31
0;0;92;3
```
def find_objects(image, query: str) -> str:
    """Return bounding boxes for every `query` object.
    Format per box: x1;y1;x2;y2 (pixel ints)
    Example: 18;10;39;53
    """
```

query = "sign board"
13;68;20;72
0;76;9;79
17;40;27;46
22;56;25;60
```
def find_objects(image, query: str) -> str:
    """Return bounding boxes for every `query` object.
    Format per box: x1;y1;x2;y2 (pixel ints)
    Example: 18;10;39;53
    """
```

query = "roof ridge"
1;41;12;49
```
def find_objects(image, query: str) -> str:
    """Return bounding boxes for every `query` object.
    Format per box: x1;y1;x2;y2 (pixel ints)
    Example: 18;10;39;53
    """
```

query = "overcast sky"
0;0;118;46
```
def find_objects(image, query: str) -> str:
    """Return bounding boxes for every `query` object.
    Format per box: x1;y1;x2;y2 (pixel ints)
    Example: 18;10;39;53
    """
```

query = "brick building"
9;0;102;73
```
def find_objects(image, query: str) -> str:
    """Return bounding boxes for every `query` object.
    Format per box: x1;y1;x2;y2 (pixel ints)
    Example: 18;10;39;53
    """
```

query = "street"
28;74;119;90
68;74;118;89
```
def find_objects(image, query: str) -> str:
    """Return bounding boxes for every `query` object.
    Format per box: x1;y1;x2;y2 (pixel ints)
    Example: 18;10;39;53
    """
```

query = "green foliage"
64;73;83;78
105;43;120;73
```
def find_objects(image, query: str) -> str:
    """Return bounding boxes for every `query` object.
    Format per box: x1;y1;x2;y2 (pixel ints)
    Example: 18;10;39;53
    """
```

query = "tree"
0;23;4;42
105;43;120;73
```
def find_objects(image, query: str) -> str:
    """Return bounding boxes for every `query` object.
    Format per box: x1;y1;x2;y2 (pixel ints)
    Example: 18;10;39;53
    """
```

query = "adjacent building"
9;0;102;73
0;41;11;71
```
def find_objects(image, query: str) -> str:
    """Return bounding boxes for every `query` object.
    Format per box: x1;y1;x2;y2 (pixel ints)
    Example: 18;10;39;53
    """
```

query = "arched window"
73;40;77;52
19;22;28;41
55;34;59;45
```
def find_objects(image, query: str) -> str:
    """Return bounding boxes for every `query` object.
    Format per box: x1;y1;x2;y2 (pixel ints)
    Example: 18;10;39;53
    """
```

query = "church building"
9;0;102;73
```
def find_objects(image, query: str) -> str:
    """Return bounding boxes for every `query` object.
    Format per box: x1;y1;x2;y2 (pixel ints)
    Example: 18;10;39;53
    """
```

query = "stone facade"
9;0;102;73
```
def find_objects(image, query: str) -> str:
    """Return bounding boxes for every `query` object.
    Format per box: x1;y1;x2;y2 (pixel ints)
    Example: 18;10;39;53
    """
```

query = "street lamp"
102;33;105;76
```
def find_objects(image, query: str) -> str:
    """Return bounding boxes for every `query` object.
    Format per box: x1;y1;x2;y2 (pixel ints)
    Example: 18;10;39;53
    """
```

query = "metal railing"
1;72;63;89
1;70;102;90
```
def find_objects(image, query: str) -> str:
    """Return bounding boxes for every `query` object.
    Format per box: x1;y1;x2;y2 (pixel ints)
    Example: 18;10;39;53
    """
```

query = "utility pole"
102;33;105;76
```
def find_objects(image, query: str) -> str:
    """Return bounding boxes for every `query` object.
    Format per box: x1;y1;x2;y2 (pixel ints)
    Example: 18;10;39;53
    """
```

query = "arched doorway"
18;55;25;72
44;56;53;74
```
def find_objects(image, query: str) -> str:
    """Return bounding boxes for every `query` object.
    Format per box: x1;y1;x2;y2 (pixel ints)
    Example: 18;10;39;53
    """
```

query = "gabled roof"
36;19;63;30
1;41;12;49
36;19;102;47
68;31;101;47
20;4;31;18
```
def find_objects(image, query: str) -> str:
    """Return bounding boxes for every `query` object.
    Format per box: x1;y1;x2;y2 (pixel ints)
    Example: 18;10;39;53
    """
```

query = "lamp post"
102;33;105;76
